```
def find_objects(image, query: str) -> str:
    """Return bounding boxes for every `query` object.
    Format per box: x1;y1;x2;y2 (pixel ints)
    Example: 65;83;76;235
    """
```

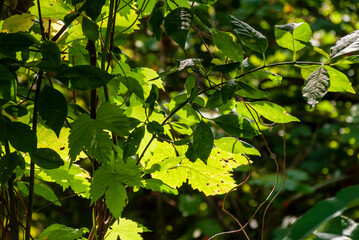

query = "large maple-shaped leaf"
105;218;150;240
69;102;133;163
146;142;248;195
90;161;142;218
38;161;91;198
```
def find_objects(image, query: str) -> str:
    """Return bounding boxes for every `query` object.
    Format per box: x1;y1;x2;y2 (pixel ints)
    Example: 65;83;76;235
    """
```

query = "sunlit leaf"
302;66;330;107
1;13;35;33
141;179;178;195
236;101;300;123
330;30;359;58
214;137;260;156
37;224;88;240
105;218;150;240
300;65;355;94
275;22;312;52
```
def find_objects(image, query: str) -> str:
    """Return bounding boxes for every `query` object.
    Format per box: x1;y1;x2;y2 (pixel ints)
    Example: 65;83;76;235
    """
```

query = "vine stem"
137;60;323;165
5;141;19;240
201;60;326;94
25;71;43;240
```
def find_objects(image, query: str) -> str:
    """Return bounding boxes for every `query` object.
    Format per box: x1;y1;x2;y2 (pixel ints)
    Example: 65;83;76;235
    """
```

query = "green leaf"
29;0;69;19
231;16;268;54
149;1;164;40
325;67;355;94
68;114;94;162
37;224;88;240
212;62;240;74
148;142;248;195
0;65;17;102
96;102;132;137
220;79;237;104
69;103;132;162
82;17;99;41
214;137;260;156
0;152;25;185
330;30;359;58
0;32;38;53
191;0;217;4
212;114;258;138
56;65;115;90
1;13;35;33
300;65;355;94
68;43;90;65
106;183;127;219
123;126;145;160
193;8;212;32
236;81;268;99
90;165;110;203
87;129;112;163
302;66;330;107
6;121;37;152
285;184;359;240
80;0;106;21
315;216;359;239
120;77;144;100
164;7;193;49
34;183;61;206
171;122;193;135
275;22;312;52
188;86;200;104
185;75;196;95
145;84;159;117
236;101;300;123
205;90;223;109
147;121;164;135
213;31;243;62
38;86;68;137
105;218;150;240
40;162;91;198
193;121;213;163
141;179;178;195
90;163;142;217
4;105;28;118
39;41;61;72
30;148;64;169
